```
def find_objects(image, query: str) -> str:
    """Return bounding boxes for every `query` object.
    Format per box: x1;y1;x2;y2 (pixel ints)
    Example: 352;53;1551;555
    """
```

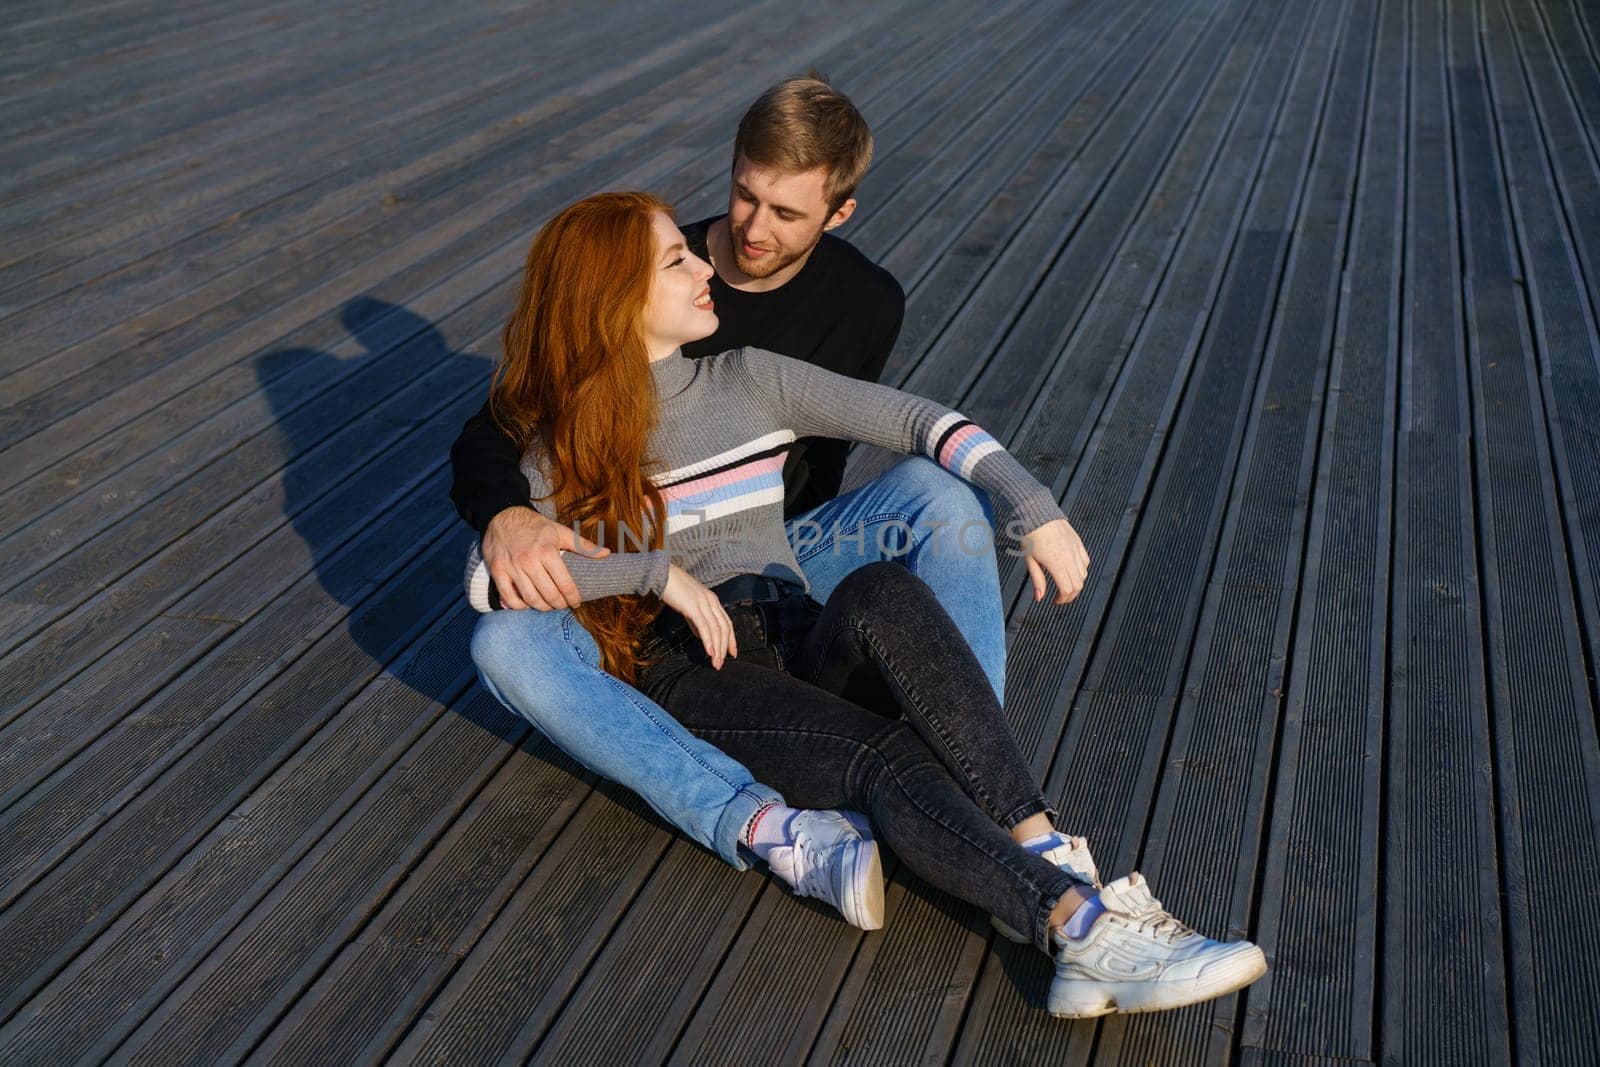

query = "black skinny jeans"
635;562;1084;951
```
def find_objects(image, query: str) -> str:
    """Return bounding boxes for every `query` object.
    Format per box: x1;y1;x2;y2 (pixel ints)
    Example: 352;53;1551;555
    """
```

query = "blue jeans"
468;457;1006;868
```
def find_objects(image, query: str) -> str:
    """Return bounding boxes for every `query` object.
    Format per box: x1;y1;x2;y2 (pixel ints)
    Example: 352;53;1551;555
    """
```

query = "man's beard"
730;222;824;279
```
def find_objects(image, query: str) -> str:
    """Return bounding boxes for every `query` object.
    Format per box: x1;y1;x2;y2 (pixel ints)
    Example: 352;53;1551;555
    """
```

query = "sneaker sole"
839;838;885;930
1049;944;1267;1019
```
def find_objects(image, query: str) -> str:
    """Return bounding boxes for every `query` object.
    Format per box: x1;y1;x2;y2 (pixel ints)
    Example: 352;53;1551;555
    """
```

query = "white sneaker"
1049;873;1266;1018
993;834;1101;943
766;810;884;930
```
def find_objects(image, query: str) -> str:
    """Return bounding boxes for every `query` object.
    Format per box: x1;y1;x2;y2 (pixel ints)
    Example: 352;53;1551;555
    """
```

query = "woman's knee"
831;559;936;619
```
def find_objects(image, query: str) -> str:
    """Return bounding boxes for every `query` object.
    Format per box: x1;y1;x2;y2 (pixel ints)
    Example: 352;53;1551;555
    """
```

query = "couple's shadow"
256;296;515;744
255;297;1057;1010
254;296;682;821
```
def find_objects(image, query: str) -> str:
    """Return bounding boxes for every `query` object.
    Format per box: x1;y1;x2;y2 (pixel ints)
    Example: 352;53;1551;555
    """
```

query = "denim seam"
692;723;1069;905
793;509;920;566
560;613;748;795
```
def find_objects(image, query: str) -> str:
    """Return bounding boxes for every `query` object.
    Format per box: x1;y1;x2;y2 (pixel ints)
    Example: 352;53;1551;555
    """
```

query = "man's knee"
469;607;577;685
885;456;993;528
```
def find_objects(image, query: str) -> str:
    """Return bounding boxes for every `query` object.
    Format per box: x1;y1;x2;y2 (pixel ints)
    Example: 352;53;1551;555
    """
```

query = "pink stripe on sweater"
937;424;983;469
660;453;787;500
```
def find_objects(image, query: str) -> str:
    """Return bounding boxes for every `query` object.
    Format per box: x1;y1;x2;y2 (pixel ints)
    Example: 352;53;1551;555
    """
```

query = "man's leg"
790;456;1007;701
471;607;777;869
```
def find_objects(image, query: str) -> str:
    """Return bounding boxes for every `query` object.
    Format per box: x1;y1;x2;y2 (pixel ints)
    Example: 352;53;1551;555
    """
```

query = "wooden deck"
2;0;1599;1062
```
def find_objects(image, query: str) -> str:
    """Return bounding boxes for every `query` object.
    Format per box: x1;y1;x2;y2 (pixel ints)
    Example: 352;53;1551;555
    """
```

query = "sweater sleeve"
737;347;1064;534
462;443;670;612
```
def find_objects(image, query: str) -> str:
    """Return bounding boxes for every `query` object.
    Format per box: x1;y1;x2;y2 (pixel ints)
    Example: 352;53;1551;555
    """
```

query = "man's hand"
482;506;609;611
1020;517;1091;605
661;565;737;669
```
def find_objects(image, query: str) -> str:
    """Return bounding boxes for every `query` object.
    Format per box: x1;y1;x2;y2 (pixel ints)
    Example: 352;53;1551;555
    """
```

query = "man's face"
725;154;853;280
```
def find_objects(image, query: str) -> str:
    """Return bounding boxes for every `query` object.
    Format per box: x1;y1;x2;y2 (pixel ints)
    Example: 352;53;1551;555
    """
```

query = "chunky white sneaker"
993;834;1101;943
1049;873;1266;1018
766;810;884;930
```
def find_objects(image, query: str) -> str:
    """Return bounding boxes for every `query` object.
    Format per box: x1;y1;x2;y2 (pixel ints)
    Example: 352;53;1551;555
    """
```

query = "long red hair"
490;191;670;681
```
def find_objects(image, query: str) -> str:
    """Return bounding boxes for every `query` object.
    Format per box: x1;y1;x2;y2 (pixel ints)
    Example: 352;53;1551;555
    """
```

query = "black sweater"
448;215;906;532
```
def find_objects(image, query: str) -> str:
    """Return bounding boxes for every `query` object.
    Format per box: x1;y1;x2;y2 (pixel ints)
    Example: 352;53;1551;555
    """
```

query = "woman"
468;191;1266;1018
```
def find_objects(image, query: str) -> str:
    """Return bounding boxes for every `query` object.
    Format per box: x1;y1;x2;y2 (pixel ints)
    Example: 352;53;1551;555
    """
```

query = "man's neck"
706;215;817;293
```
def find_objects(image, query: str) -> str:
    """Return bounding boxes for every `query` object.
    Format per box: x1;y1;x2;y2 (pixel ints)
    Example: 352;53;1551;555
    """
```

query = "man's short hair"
733;73;873;212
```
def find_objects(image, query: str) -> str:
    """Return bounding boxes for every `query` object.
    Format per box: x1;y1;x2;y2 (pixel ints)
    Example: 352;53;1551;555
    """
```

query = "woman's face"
640;210;718;358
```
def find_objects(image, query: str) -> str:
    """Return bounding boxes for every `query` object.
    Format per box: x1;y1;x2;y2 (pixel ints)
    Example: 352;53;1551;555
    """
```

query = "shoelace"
1120;893;1198;943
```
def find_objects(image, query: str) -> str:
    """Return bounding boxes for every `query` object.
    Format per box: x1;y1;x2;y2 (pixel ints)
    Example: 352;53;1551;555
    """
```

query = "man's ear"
823;198;857;231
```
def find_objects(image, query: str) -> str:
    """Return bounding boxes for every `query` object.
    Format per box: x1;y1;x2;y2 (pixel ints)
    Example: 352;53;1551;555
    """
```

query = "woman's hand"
661;565;738;669
1020;518;1091;604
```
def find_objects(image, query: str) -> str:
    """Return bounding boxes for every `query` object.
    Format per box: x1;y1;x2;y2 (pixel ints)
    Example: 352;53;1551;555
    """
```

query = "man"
453;76;1086;924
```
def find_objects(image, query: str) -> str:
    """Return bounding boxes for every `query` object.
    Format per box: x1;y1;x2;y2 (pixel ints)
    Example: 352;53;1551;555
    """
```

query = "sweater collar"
650;349;696;400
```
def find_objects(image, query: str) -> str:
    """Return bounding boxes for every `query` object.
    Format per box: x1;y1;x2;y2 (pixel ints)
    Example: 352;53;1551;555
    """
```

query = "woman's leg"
471;607;780;869
790;457;1007;702
789;562;1051;835
642;650;1082;952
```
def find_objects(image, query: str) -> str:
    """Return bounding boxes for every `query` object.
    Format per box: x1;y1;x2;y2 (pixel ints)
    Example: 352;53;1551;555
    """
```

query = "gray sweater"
465;347;1063;611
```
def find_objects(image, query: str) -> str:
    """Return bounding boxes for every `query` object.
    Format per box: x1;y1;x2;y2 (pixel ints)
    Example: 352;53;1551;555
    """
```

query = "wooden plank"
242;699;592;1065
0;0;587;293
89;639;506;1064
0;611;484;1063
383;790;677;1065
1101;2;1375;1062
0;1;513;179
1495;0;1600;716
0;615;235;807
953;0;1349;1057
1461;0;1600;1055
1241;0;1404;1059
0;0;365;145
0;0;256;81
0;531;469;1033
0;473;459;908
0;3;536;287
0;2;671;368
1380;0;1508;1060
